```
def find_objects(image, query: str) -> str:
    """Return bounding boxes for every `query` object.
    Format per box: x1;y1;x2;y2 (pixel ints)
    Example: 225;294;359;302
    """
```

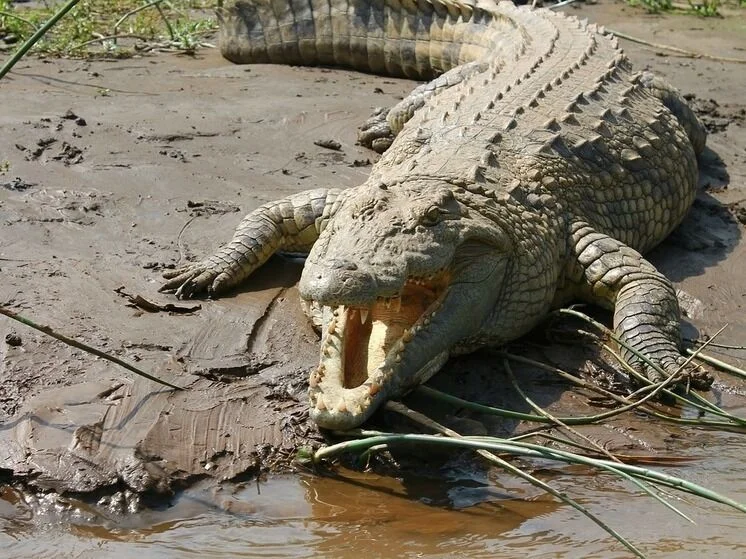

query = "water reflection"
2;437;746;558
299;470;560;559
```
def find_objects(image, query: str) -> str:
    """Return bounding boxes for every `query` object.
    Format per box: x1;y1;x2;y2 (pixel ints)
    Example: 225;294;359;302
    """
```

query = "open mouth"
308;271;451;415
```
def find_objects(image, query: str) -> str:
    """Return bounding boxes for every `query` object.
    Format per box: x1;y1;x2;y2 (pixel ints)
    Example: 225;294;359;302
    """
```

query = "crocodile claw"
358;107;395;154
641;354;713;393
160;263;223;298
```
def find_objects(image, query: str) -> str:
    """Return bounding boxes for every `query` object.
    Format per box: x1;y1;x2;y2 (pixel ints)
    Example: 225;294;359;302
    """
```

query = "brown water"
3;433;746;559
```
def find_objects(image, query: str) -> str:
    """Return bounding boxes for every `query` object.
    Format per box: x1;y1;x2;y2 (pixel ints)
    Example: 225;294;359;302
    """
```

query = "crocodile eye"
421;206;442;226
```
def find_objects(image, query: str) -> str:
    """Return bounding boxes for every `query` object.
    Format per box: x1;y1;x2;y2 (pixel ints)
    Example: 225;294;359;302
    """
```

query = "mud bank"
1;1;745;503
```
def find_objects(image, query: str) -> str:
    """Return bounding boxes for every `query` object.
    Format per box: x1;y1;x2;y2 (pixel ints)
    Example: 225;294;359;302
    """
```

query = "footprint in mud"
15;111;88;165
7;189;110;226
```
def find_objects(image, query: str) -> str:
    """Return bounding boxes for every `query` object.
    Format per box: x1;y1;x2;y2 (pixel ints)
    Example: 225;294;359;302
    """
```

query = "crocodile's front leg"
565;222;711;388
161;188;343;298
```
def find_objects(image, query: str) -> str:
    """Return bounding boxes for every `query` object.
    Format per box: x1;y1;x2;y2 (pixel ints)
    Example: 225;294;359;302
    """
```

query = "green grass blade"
0;0;81;81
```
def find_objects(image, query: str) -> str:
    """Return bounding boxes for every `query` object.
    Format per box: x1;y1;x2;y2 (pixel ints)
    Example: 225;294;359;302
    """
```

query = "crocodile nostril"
329;259;358;271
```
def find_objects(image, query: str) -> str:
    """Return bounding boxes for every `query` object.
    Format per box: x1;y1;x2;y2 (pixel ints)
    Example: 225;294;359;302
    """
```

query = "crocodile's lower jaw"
307;275;450;429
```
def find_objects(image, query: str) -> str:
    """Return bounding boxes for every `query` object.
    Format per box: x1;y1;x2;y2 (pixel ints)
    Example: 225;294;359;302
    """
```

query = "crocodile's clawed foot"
358;107;395;154
160;263;224;299
642;354;714;393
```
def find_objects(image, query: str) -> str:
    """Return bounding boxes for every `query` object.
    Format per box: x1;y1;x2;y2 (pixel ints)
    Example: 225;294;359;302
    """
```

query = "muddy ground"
0;0;745;507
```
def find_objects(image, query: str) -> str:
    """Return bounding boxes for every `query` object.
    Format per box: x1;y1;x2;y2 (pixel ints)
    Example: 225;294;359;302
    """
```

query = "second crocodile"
161;0;709;429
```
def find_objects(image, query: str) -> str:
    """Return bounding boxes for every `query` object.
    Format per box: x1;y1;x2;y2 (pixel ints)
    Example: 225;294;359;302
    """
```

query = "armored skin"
161;0;707;429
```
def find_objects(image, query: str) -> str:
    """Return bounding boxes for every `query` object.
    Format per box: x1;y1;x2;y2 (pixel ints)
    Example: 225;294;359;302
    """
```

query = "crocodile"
161;0;709;429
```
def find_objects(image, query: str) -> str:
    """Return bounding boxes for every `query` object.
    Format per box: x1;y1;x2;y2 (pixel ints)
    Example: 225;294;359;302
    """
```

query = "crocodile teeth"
315;397;326;411
309;365;325;388
393;297;402;313
360;308;369;324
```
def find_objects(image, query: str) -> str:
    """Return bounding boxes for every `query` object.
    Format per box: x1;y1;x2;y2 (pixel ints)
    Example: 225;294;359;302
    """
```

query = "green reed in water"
312;309;746;559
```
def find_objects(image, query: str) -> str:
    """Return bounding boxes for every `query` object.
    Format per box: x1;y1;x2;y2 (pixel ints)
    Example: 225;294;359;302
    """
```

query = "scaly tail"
218;0;514;80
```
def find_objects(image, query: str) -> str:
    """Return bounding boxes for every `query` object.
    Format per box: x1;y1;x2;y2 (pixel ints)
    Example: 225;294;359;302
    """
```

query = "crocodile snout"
299;258;378;307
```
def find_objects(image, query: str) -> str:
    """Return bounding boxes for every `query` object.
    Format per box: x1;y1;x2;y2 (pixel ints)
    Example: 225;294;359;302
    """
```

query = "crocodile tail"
218;0;506;79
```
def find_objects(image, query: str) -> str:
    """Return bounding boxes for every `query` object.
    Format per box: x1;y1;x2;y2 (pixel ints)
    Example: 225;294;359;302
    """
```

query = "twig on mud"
685;338;746;351
608;29;746;64
112;0;166;45
418;356;715;428
176;215;199;265
509;431;697;466
0;305;183;390
383;401;649;558
503;359;623;464
72;34;150;50
500;352;745;431
685;349;746;381
416;384;643;425
114;286;201;314
0;0;81;81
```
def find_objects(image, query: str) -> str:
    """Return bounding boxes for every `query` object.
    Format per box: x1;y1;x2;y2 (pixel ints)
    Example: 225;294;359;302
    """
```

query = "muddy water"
3;436;746;559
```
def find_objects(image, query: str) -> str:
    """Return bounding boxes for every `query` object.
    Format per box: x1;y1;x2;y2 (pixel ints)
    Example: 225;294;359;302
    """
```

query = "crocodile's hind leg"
160;188;342;298
358;61;489;153
639;71;707;156
564;222;712;389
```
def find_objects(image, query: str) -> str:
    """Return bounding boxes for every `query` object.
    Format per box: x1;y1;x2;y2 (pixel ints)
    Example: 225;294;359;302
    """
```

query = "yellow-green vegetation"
627;0;674;13
625;0;745;16
686;0;722;15
0;0;218;57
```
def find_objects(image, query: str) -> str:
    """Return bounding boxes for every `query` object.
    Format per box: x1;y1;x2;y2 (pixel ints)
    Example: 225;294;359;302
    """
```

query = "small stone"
313;138;342;151
5;333;22;347
37;136;56;148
